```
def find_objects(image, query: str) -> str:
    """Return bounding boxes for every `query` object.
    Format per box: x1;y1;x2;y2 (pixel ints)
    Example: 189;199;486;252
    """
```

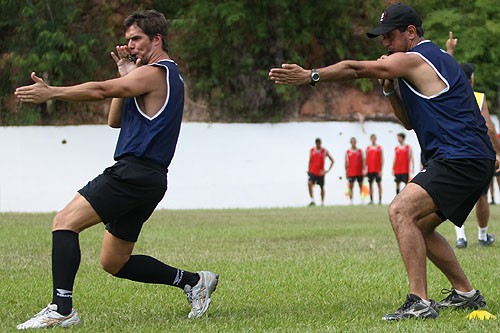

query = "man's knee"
100;253;129;275
388;199;403;221
52;210;72;230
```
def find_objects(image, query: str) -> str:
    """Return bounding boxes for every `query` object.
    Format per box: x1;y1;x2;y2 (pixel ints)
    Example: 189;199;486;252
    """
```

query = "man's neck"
148;51;170;64
408;37;425;50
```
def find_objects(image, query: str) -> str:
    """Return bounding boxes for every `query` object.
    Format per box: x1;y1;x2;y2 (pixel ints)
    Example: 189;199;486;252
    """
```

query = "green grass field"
0;205;498;332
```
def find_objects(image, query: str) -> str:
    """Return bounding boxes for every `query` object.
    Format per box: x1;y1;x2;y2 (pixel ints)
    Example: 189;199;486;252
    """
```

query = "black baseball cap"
460;63;476;79
367;3;422;38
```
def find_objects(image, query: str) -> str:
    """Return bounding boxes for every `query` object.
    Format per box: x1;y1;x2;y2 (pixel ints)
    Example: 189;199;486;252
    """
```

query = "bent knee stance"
52;211;73;230
101;254;130;275
388;200;414;230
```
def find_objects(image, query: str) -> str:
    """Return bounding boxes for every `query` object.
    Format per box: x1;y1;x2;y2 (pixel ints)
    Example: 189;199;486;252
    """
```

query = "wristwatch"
310;69;320;86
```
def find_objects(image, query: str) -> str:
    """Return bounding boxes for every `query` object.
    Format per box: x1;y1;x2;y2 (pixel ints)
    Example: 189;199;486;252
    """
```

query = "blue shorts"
78;156;167;242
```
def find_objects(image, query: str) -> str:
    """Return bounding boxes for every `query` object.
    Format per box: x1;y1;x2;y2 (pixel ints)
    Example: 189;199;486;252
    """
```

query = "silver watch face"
312;73;320;81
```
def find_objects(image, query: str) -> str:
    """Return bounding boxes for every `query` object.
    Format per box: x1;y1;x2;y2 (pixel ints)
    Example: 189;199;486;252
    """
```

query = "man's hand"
446;31;458;56
377;54;395;93
268;64;310;85
111;45;141;77
14;72;51;104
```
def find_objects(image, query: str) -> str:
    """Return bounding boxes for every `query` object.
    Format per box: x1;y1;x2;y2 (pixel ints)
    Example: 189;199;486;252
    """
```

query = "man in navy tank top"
15;10;217;329
270;3;496;321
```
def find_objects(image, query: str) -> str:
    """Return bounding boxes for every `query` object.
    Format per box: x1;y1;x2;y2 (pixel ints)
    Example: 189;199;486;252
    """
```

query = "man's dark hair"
397;132;406;139
123;9;169;52
397;25;424;37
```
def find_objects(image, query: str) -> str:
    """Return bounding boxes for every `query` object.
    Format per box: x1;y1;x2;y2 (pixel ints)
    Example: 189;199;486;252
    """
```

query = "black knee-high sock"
114;255;199;289
52;230;80;315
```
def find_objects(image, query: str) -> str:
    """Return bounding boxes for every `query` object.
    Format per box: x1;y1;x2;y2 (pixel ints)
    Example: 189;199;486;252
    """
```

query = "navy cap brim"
366;25;397;38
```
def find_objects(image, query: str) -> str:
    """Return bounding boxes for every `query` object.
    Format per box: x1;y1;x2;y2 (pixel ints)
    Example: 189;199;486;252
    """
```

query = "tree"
167;0;382;122
416;0;500;110
0;0;152;124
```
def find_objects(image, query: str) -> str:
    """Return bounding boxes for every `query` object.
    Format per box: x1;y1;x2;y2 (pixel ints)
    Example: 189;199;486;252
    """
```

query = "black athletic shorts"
394;173;409;184
78;155;167;242
411;158;494;227
308;172;324;186
348;176;363;184
483;168;496;195
367;172;381;183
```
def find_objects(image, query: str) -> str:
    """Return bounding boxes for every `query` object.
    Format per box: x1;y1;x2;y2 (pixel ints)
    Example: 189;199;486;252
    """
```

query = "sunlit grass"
0;205;498;332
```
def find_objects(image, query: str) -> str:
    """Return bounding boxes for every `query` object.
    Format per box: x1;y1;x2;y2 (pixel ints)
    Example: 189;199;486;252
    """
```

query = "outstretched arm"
268;53;424;86
15;55;153;104
269;54;419;130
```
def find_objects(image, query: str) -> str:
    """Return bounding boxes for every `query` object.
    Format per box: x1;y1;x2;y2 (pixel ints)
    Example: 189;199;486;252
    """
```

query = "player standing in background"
366;134;383;204
15;9;218;329
446;32;497;248
345;137;364;204
269;2;495;321
490;137;500;204
393;132;413;194
307;138;335;206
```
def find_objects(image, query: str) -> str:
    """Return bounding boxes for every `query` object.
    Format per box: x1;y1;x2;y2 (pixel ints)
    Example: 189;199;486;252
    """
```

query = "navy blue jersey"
114;59;184;169
398;41;494;162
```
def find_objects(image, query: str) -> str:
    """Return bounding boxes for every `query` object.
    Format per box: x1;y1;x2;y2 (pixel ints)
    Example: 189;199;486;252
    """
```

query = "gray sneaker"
478;234;495;246
436;289;486;310
184;271;219;319
17;304;80;330
382;294;438;321
456;238;468;248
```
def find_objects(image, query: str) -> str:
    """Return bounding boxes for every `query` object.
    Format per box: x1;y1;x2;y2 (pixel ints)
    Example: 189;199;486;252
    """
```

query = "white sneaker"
17;304;80;330
184;271;219;319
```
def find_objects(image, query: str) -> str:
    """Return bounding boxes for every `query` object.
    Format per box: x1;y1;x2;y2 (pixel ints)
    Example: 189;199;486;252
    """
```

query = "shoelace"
397;295;418;312
33;306;54;318
440;288;454;295
185;287;194;303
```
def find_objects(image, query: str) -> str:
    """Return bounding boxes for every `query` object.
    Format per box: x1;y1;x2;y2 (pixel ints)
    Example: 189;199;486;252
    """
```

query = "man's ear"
407;25;418;40
153;33;162;45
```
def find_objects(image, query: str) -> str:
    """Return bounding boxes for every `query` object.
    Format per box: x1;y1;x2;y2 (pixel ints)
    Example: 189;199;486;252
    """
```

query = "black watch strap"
310;68;320;86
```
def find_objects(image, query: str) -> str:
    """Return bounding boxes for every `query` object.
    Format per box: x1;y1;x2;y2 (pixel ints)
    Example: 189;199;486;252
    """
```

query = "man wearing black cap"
269;3;495;321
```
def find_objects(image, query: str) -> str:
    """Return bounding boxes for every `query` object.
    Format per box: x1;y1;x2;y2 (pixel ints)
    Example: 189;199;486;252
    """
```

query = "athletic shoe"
308;201;316;207
184;271;219;319
456;238;468;248
17;304;80;330
478;234;495;246
436;289;486;310
382;294;438;321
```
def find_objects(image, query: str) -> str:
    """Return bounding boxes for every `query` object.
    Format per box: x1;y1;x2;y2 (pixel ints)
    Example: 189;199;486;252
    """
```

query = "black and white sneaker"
478;234;495;246
436;289;486;310
382;294;438;321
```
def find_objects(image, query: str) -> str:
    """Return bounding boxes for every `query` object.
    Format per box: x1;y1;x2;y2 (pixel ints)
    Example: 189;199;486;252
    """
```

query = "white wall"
0;120;497;212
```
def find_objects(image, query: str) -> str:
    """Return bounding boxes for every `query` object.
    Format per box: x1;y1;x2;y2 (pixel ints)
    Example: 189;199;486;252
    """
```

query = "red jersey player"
307;138;334;206
345;137;364;203
393;133;414;194
366;134;384;204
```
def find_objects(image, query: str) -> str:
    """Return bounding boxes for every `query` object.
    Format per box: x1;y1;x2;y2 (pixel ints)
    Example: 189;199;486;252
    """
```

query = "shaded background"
1;0;499;125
